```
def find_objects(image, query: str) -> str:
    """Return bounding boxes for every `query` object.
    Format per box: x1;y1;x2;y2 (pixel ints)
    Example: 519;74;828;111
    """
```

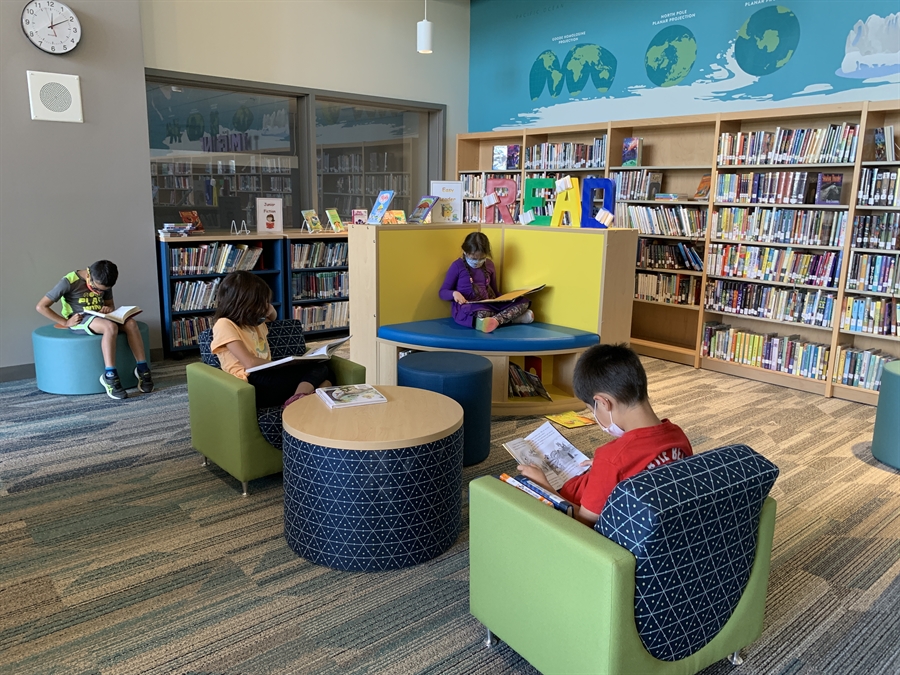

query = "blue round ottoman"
872;360;900;470
32;321;151;395
397;351;492;466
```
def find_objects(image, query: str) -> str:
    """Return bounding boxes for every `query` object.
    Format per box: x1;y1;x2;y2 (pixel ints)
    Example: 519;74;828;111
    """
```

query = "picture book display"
325;208;346;232
480;284;545;304
622;137;642;167
301;209;324;232
430;180;464;223
256;198;283;233
351;209;368;225
367;190;395;224
82;306;142;324
408;196;439;223
491;144;522;170
381;210;407;224
501;421;590;491
815;173;843;205
245;335;351;374
316;383;387;409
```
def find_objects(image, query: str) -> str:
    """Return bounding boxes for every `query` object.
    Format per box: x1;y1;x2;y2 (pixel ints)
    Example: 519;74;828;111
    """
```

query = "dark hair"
462;232;492;258
89;260;118;287
572;343;648;407
214;271;271;327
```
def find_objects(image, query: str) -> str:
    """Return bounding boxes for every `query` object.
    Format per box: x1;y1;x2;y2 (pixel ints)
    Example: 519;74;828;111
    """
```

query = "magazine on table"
502;421;590;491
316;384;387;409
245;335;350;373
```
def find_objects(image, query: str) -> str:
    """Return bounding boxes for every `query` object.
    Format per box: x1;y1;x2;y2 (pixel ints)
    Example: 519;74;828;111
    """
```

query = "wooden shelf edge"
831;383;879;406
630;338;697;366
700;357;827;395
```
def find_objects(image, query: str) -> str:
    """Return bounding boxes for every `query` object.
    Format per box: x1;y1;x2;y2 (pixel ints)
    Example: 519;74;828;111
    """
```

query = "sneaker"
475;316;500;333
100;372;127;400
283;392;310;409
134;367;154;393
512;309;534;325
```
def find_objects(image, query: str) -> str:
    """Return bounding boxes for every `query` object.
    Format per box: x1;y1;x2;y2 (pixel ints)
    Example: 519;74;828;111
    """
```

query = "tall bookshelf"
286;232;350;338
455;100;900;404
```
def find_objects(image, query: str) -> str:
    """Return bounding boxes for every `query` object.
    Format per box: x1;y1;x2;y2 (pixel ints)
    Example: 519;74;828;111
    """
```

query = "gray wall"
0;0;160;375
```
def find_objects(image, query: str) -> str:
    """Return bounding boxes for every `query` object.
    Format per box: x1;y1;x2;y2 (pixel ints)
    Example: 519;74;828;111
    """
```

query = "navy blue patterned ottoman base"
282;427;463;571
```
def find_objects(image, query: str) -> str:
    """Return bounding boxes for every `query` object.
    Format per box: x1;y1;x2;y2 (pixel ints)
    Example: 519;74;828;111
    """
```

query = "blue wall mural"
469;0;900;131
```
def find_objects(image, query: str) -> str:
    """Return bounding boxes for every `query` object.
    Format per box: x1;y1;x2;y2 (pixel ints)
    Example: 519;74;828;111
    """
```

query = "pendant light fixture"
417;0;433;54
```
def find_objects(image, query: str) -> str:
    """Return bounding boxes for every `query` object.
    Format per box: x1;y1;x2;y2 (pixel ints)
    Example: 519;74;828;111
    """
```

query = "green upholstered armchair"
187;321;365;495
469;445;778;675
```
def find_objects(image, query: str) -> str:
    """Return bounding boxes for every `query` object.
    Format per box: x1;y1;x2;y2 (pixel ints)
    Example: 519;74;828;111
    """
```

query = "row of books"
292;300;349;332
832;346;895;391
368;151;402;173
172;278;221;312
612;170;664;201
715;171;842;205
290;242;348;269
291;271;349;300
168;242;264;276
492;144;522;171
704;281;835;328
635;272;701;306
622;204;707;238
857;168;898;207
637;241;704;272
840;296;897;336
873;126;897;162
156;175;192;189
366;174;409;197
523;137;607;171
154;161;192;176
702;322;832;381
845;253;899;295
461;173;523;199
707;244;842;288
716;123;859;166
711;208;846;248
508;362;551;400
852;213;899;251
319;152;362;174
323;175;363;195
171;316;213;348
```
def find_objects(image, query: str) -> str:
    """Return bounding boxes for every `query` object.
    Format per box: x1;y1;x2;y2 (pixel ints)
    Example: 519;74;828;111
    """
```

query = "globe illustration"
645;25;697;87
561;44;617;96
530;50;565;99
734;5;800;76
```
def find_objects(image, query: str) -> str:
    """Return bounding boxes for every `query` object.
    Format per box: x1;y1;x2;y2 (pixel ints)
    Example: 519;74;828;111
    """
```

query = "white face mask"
593;399;625;438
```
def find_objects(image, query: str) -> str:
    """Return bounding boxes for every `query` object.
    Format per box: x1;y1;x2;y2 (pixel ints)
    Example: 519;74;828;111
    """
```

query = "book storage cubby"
157;233;286;355
287;233;350;337
456;101;900;404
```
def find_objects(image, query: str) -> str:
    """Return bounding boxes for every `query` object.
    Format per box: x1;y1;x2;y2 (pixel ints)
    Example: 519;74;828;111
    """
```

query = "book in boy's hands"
367;190;395;224
502;421;590;491
325;208;346;232
244;335;351;373
497;473;575;516
479;284;546;304
316;383;387;409
82;306;142;324
545;410;595;429
407;195;439;223
622;137;642;167
301;209;324;232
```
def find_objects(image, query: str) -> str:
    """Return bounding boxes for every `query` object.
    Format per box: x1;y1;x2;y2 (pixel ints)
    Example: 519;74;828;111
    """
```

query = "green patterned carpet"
1;357;898;674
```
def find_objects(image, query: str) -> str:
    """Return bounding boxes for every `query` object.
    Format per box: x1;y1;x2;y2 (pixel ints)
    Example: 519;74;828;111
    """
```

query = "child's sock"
136;361;150;374
104;367;118;379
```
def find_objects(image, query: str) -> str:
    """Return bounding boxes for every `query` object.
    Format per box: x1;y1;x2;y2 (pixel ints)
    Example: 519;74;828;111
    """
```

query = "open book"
245;335;350;374
82;306;142;324
480;284;546;304
502;421;590;491
316;384;387;409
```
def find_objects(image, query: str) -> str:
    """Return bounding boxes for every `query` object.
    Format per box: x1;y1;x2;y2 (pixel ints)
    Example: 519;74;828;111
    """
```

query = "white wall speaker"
27;70;83;123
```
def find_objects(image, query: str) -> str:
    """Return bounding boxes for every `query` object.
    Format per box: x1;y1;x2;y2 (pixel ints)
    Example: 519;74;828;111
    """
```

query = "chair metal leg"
728;650;743;666
241;481;249;497
201;456;209;466
484;628;498;648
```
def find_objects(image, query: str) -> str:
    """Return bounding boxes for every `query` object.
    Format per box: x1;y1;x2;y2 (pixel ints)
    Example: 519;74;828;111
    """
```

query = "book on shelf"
301;209;325;232
492;145;508;170
179;210;203;227
497;473;575;516
351;209;369;225
545;410;595;429
381;210;407;224
324;208;346;232
646;171;663;200
407;195;439;224
508;362;552;400
256;198;283;233
501;421;590;491
815;173;843;205
506;144;521;170
622;137;642;167
245;335;351;373
316;383;387;409
82;306;142;324
430;180;464;223
367;190;395;224
480;284;546;304
693;173;712;199
874;127;887;162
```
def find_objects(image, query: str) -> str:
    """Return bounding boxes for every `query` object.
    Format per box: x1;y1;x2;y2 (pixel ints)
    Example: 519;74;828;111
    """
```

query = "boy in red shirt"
518;344;692;527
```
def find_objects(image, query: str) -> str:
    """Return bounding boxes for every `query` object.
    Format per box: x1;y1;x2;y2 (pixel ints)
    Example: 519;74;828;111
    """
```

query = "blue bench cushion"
377;318;598;352
598;444;779;662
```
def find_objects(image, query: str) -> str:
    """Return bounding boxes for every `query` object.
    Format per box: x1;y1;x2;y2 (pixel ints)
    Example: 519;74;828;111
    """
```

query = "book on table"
316;383;387;409
245;335;351;373
479;284;546;303
501;421;590;491
301;209;324;232
82;306;142;324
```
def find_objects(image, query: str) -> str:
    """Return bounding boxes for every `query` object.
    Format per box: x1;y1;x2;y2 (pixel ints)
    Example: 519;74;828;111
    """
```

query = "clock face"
21;1;82;54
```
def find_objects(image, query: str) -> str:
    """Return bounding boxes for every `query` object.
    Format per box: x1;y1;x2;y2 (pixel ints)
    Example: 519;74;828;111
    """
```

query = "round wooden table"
282;385;464;571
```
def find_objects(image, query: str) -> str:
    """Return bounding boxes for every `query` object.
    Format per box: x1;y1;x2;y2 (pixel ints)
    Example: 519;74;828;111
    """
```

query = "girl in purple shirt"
438;232;533;332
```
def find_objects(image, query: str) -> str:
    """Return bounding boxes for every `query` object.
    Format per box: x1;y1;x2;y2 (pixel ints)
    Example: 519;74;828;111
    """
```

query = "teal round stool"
32;321;151;395
871;360;900;470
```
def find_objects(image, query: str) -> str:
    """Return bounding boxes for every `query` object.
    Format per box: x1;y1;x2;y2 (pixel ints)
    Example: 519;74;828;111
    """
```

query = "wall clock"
21;1;82;54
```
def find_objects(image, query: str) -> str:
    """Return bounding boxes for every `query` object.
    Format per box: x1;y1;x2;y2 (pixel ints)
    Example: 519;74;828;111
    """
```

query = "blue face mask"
465;256;486;268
